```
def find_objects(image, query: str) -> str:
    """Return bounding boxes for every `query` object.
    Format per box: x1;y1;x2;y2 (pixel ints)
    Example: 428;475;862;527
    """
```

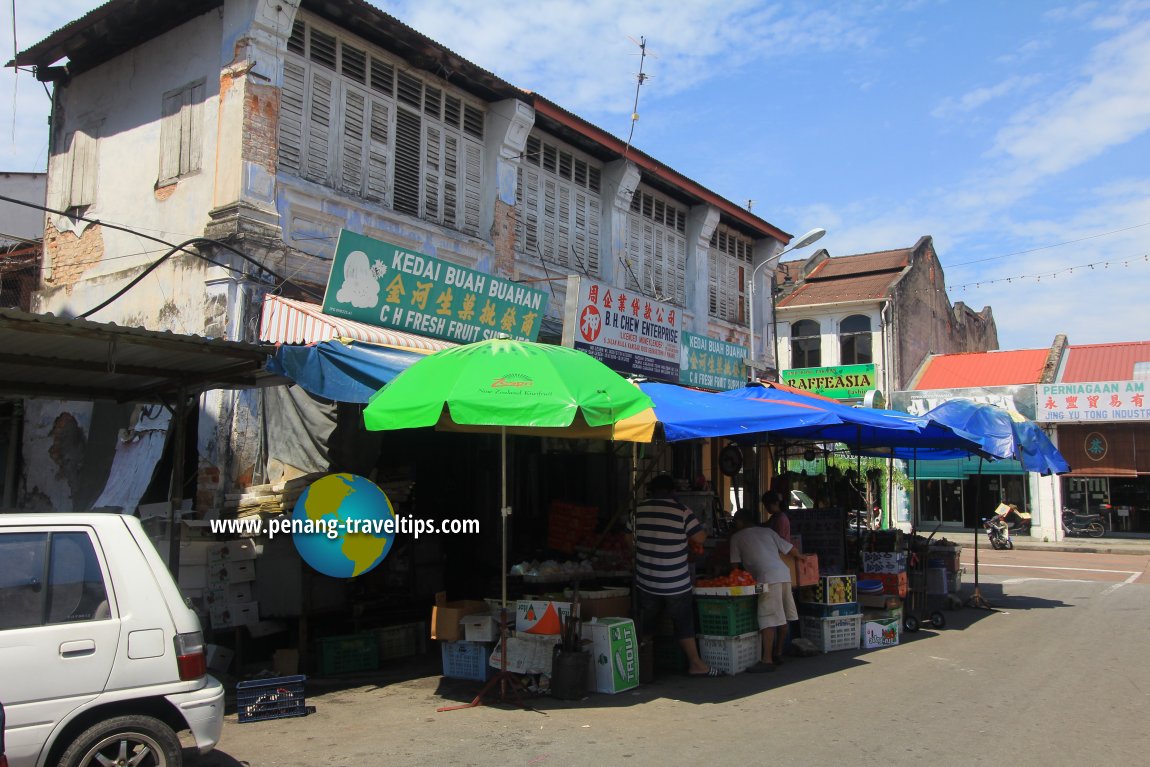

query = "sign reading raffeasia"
1036;380;1148;423
782;363;876;400
561;276;681;382
679;332;747;391
321;230;548;343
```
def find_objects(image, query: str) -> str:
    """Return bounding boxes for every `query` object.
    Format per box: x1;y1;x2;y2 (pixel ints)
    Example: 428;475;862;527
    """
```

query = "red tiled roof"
1060;341;1150;382
913;349;1050;389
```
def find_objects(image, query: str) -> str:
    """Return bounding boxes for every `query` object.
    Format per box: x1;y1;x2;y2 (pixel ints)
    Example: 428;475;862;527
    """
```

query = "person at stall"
763;490;792;544
631;473;718;677
729;508;809;672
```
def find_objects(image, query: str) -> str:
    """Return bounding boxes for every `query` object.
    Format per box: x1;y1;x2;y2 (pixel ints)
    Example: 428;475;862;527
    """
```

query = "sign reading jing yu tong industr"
321;230;548;343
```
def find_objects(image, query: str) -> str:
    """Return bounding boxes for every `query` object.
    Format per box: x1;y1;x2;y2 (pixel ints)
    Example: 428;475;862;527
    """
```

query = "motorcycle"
1062;509;1105;538
983;503;1031;550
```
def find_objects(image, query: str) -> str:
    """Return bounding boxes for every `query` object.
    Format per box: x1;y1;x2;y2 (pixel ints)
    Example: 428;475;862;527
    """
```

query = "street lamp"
747;227;826;380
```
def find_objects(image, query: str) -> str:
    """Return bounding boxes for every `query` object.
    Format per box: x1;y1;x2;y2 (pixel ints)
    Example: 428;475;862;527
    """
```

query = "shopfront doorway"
917;479;965;528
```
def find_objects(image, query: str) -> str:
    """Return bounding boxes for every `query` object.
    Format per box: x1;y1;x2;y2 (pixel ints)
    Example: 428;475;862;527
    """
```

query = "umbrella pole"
438;427;526;712
966;456;994;610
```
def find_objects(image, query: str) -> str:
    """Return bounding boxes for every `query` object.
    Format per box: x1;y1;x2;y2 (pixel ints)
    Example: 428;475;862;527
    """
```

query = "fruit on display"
696;568;756;588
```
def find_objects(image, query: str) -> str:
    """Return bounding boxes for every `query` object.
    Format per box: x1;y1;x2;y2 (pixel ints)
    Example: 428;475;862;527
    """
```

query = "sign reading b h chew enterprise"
321;230;549;343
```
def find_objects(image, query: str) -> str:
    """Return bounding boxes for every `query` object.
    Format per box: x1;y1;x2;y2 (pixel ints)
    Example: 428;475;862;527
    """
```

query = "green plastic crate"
695;596;758;637
317;633;379;675
374;622;426;661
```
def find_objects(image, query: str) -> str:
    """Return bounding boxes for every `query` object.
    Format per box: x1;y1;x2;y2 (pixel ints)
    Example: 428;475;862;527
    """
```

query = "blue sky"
4;1;1149;351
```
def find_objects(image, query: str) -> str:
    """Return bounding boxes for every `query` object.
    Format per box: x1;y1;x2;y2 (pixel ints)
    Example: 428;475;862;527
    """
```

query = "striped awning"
259;295;456;353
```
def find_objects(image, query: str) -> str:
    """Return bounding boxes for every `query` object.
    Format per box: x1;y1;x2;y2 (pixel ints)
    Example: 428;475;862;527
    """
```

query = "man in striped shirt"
632;474;716;676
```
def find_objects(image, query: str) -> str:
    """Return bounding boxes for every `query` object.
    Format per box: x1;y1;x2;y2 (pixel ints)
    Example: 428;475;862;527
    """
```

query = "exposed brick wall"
492;198;517;278
243;81;279;176
42;221;105;292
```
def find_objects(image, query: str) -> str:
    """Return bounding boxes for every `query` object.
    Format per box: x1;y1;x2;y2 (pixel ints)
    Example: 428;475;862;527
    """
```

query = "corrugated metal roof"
913;349;1050;389
777;272;897;308
260;295;456;353
1060;341;1150;382
807;249;911;280
0;308;286;402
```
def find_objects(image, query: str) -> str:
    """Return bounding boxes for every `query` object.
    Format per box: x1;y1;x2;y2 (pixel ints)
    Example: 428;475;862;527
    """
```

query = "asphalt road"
198;554;1150;767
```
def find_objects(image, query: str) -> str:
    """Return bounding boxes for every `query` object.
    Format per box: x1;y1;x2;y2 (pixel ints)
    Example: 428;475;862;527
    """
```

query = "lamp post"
747;227;825;381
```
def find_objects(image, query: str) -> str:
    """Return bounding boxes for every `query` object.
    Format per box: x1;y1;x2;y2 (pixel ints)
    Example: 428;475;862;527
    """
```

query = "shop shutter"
423;124;441;221
442;132;458;228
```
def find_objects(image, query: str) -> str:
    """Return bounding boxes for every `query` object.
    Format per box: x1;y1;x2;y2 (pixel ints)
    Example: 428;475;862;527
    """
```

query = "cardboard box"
787;552;820;586
274;648;300;676
461;614;498;642
204;643;234;672
859;594;902;610
861;551;907;574
207;560;256;588
516;600;572;635
861;617;900;649
209;600;259;629
577;595;631;620
208;539;261;565
488;634;560;675
585;618;640;694
860;571;908;597
430;592;489;642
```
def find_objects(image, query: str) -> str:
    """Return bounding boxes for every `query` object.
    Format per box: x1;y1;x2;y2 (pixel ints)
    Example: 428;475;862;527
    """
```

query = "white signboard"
561;276;682;382
1036;380;1148;423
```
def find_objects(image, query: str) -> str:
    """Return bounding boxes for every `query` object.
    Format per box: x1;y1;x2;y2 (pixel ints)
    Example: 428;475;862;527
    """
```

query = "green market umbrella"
363;337;652;604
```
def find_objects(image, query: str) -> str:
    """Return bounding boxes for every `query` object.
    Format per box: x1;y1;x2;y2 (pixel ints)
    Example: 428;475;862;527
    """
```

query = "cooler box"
585;618;640;694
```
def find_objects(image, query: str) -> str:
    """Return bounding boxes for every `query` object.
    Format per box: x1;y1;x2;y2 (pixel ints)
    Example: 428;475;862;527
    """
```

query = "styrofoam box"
208;539;261;565
207;560;256;588
461;614;498;642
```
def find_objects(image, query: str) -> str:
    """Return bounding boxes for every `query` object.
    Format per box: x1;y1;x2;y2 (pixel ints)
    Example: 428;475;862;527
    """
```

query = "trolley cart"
903;528;947;633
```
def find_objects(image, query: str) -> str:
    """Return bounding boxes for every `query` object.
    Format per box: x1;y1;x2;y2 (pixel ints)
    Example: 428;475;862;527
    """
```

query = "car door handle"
60;639;97;658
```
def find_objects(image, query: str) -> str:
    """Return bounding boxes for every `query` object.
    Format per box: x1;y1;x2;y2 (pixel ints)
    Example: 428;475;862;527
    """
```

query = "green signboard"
679;332;747;391
782;363;876;400
321;230;548;343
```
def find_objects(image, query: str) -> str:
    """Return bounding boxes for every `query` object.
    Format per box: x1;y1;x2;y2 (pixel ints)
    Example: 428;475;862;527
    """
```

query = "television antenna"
623;35;656;158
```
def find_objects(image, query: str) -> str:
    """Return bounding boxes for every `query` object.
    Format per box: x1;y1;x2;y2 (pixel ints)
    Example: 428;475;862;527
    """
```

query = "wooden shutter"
68;130;97;208
340;86;366;194
393;108;421;216
442;132;458;228
463;141;482;234
365;98;389;203
305;71;334;184
159;90;184;183
423;124;441;221
278;61;306;175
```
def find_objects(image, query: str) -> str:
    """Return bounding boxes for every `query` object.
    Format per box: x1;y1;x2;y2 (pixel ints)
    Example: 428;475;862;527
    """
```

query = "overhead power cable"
0;193;324;309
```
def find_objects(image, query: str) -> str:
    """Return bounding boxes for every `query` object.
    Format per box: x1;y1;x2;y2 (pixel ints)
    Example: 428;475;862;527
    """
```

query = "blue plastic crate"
440;641;493;681
236;675;309;723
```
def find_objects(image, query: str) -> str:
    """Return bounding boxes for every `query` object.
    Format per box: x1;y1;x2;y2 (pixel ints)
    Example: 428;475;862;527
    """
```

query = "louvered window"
65;128;98;212
624;189;687;305
277;15;485;234
515;133;602;274
158;79;204;186
708;224;753;322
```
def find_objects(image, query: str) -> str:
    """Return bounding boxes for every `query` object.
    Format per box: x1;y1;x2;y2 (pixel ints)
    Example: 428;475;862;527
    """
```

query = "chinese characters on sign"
1036;380;1148;423
321;230;548;343
679;332;747;391
561;276;682;382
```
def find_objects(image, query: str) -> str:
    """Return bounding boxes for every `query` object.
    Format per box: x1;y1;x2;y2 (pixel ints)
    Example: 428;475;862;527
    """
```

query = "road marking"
961;561;1140;575
1100;570;1143;596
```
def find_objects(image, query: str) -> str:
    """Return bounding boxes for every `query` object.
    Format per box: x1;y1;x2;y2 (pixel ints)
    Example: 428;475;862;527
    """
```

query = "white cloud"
992;17;1150;179
931;75;1042;119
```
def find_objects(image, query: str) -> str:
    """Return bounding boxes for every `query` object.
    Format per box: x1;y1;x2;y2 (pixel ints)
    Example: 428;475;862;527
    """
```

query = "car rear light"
174;630;207;680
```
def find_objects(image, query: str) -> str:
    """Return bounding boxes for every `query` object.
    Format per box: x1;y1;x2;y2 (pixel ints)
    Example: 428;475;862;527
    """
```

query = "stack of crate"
693;594;761;674
797;575;861;652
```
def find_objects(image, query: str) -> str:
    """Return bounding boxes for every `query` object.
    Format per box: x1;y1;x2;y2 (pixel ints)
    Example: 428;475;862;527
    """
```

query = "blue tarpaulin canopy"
267;339;425;404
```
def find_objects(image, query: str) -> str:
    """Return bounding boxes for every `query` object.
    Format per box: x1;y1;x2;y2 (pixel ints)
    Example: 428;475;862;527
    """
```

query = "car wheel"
58;714;182;767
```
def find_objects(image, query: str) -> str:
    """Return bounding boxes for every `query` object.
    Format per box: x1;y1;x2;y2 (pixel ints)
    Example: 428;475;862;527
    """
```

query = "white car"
0;514;223;767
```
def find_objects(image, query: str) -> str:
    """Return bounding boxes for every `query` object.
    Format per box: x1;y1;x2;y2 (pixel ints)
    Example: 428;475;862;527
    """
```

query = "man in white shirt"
729;508;809;672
